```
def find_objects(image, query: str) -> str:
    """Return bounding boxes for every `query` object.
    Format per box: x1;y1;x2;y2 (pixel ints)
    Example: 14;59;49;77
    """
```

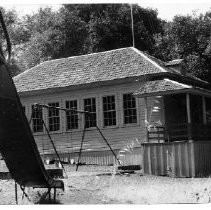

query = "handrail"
147;122;211;142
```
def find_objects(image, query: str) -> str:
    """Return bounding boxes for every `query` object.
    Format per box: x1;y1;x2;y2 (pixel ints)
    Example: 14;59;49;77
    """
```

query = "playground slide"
0;61;64;190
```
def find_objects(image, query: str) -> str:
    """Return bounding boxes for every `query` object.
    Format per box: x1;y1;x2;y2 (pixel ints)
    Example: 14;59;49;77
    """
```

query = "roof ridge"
14;47;133;79
131;47;167;73
163;78;192;88
43;46;133;64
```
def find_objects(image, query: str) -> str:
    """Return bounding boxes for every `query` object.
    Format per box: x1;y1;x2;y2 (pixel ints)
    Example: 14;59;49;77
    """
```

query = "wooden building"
13;47;211;171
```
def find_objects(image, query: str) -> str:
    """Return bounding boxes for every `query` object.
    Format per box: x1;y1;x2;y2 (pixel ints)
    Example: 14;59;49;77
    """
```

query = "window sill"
101;125;119;130
33;132;45;136
47;130;63;135
33;130;65;135
65;129;81;133
121;123;139;128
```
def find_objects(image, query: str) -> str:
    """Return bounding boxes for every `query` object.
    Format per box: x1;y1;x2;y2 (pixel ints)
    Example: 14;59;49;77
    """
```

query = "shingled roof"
134;79;191;97
133;79;211;97
13;47;200;94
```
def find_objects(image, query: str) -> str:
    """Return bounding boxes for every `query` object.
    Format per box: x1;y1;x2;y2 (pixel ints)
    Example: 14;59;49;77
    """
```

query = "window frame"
31;104;44;133
102;95;117;127
83;97;97;128
48;102;60;132
66;99;79;130
122;93;137;125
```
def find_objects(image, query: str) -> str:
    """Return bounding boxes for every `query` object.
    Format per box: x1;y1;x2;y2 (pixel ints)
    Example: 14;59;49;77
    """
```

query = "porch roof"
133;79;211;98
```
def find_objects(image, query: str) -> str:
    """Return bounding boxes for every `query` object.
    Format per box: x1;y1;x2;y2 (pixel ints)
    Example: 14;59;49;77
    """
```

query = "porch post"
202;96;207;140
202;96;207;125
186;93;192;140
144;97;149;142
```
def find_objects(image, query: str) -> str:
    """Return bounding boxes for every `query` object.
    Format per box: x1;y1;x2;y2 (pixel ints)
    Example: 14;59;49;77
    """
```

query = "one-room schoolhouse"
13;47;211;175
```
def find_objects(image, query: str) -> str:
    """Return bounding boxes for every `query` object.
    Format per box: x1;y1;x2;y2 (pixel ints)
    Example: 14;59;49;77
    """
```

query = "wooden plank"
177;144;182;177
170;144;176;177
154;145;158;175
190;141;195;177
184;142;190;177
147;146;152;174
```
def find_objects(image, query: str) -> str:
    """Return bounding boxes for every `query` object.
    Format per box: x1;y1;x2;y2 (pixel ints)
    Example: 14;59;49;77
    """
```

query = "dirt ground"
1;165;211;205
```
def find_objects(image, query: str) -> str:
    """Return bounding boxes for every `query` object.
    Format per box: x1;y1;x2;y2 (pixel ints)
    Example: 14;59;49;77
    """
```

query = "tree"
10;4;163;70
15;7;64;69
66;4;164;54
154;11;211;82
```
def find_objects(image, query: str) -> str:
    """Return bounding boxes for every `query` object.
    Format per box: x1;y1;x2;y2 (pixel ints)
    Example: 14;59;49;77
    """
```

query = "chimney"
165;59;186;75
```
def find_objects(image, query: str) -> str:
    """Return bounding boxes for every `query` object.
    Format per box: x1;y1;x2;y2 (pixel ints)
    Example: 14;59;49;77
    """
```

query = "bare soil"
1;165;211;205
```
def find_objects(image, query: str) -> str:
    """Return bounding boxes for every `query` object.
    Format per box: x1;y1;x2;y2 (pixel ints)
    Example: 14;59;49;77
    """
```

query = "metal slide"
0;60;64;190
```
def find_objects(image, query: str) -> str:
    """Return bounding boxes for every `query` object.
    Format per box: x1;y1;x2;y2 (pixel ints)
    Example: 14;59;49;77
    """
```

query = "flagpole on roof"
130;3;135;48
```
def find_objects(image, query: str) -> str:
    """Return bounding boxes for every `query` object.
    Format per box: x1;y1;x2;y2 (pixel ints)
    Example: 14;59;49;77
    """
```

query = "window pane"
32;105;43;133
103;95;116;126
66;100;78;130
84;98;97;128
22;106;26;113
48;102;60;131
123;93;137;124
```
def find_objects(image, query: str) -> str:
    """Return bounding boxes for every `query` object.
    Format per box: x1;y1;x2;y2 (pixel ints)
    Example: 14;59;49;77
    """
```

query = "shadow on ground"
34;191;61;204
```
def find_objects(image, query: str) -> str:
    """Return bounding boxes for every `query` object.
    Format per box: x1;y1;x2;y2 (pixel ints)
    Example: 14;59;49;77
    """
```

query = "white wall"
20;82;164;155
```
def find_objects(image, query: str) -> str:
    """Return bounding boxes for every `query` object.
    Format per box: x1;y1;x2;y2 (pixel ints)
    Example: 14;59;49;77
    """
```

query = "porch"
134;79;211;143
134;79;211;177
147;93;211;142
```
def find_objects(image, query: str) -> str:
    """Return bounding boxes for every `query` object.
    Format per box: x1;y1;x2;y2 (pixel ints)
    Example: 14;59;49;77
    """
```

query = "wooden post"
186;93;192;140
144;97;149;142
147;146;152;174
202;96;207;140
202;96;207;124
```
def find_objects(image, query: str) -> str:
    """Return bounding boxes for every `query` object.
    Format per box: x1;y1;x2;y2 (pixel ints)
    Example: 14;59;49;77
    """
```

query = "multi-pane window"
31;105;43;133
48;102;60;131
84;98;97;128
22;106;26;113
103;95;116;126
66;100;78;130
123;93;137;124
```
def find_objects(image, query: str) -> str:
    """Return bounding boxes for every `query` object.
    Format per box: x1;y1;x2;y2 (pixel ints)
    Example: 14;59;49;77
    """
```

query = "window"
103;95;116;126
48;102;60;131
123;93;137;124
31;105;43;132
84;98;96;128
22;106;26;113
66;100;78;130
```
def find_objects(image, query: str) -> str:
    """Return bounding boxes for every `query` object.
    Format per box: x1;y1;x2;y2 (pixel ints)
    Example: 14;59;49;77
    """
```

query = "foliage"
1;4;211;83
154;11;211;82
1;4;163;75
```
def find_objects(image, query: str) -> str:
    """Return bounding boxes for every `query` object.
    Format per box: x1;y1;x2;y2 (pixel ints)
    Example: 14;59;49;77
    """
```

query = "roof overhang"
133;79;211;98
16;73;169;98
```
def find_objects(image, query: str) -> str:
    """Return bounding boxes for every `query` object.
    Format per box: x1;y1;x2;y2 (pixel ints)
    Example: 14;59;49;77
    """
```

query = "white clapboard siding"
20;81;164;164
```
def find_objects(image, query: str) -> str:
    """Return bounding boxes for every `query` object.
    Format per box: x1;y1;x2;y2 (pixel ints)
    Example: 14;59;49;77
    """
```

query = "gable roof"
13;47;206;94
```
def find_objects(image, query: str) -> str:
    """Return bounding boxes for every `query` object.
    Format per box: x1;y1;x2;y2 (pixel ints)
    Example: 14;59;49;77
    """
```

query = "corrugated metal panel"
142;141;197;177
194;141;211;177
41;147;142;166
